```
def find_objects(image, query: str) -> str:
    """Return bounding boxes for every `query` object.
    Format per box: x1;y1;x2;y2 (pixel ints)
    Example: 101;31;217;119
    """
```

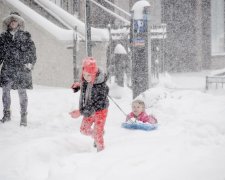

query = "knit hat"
81;57;98;83
82;57;98;74
2;11;25;31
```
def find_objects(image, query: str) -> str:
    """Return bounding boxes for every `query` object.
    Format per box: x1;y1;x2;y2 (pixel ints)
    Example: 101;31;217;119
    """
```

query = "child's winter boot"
93;141;97;148
1;110;11;123
93;131;105;148
20;112;27;126
97;145;104;152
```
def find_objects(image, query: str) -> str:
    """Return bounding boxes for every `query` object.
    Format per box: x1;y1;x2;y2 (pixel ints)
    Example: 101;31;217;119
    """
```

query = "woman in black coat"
0;12;36;126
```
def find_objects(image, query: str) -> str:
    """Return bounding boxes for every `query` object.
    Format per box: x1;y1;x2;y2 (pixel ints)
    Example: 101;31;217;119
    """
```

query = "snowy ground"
0;71;225;180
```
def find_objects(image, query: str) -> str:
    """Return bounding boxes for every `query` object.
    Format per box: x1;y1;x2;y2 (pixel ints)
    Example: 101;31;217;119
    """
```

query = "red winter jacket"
126;112;157;124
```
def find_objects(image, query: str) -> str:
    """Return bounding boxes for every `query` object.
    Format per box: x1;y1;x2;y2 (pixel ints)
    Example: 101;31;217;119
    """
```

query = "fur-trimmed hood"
93;69;107;85
2;12;25;31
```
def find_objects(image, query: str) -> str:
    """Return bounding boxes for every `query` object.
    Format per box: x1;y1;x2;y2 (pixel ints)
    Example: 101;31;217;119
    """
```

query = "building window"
211;0;225;55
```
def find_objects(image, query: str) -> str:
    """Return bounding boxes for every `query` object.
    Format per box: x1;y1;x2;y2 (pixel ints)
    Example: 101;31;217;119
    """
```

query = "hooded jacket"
79;69;109;117
0;12;36;89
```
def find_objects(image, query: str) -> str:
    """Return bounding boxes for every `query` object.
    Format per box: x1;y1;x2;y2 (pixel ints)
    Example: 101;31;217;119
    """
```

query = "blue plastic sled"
121;122;158;131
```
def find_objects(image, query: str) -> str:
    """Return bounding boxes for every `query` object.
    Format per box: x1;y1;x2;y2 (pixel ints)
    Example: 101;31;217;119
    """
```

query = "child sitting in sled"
126;99;157;125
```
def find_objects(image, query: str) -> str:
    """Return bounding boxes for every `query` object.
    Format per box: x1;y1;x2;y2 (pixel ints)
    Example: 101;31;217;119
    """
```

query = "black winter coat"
0;30;36;89
79;70;109;117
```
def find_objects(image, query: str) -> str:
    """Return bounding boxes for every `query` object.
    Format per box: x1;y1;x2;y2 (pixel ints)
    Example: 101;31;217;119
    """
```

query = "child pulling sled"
70;57;109;152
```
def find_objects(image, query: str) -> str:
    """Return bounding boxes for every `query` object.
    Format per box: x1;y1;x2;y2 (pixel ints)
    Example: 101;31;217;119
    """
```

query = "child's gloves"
149;115;158;124
126;115;130;122
69;110;81;118
126;115;136;123
126;113;133;121
71;82;80;93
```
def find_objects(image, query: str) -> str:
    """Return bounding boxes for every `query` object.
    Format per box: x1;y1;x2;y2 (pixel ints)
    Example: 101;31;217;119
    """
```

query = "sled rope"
107;95;127;117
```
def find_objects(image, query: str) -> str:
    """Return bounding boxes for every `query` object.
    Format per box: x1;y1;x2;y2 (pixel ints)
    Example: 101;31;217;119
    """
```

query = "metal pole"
85;0;92;56
107;24;112;82
146;6;151;87
73;26;78;81
131;3;151;99
164;24;166;73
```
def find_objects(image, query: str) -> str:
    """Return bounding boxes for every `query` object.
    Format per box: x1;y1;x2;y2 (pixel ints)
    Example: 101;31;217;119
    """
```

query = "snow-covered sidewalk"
0;72;225;180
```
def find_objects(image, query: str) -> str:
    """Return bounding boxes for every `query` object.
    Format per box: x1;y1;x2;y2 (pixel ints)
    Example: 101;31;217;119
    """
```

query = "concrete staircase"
19;0;69;29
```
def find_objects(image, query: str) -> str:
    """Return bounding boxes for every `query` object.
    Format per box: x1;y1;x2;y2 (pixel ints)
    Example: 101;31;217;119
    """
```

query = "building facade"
49;0;225;72
1;0;225;88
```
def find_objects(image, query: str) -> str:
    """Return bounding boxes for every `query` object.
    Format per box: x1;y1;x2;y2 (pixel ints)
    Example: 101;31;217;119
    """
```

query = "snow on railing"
90;0;130;25
102;0;131;17
35;0;109;41
206;68;225;90
6;0;166;42
110;24;167;40
6;0;73;41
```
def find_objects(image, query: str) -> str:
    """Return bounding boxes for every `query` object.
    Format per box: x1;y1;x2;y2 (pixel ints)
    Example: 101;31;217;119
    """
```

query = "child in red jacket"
126;99;157;124
70;57;109;152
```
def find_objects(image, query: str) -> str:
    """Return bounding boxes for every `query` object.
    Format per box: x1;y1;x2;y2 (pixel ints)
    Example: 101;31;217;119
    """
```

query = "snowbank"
0;72;225;180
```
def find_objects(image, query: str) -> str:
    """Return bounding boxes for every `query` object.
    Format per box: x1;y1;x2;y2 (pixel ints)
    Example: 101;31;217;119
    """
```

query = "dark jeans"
2;82;28;114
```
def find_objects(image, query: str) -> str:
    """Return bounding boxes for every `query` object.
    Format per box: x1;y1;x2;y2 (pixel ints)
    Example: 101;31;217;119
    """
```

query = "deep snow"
0;71;225;180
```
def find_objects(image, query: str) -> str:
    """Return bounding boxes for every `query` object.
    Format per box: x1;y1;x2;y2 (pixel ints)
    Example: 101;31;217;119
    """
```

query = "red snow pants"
80;109;108;151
